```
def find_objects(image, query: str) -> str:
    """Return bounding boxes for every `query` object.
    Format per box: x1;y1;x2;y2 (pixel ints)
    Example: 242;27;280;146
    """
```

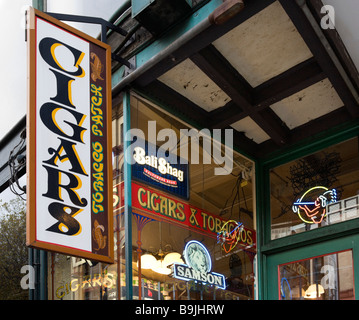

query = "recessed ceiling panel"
158;59;231;112
231;117;270;144
270;79;343;129
212;1;313;87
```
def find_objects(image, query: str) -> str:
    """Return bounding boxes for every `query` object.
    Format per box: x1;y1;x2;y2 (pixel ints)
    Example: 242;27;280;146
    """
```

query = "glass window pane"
135;220;256;300
130;95;257;300
279;250;354;300
271;137;359;239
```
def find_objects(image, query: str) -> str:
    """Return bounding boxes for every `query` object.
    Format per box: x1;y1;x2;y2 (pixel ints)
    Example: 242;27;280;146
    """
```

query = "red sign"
131;182;255;248
143;168;178;186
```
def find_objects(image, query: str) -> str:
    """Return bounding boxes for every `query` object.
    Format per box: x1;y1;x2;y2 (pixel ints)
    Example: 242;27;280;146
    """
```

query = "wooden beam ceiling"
191;44;290;146
306;0;359;91
258;106;352;157
134;80;259;158
278;0;359;118
208;57;326;129
253;57;326;109
137;42;352;157
134;0;358;158
134;0;277;88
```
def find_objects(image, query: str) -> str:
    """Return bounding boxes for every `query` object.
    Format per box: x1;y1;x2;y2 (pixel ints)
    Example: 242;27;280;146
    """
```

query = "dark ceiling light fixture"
209;0;245;25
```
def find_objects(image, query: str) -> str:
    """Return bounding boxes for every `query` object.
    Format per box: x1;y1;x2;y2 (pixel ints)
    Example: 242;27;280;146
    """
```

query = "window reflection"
279;250;354;300
130;96;256;300
271;137;359;239
134;219;256;300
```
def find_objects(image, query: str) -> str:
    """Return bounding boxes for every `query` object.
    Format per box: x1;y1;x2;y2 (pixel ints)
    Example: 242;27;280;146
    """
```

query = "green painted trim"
40;250;47;300
262;219;359;254
32;0;45;11
111;0;222;86
123;91;133;300
28;248;34;300
353;239;359;300
254;160;265;300
257;119;359;299
112;65;125;91
266;234;359;300
262;119;359;167
260;120;359;247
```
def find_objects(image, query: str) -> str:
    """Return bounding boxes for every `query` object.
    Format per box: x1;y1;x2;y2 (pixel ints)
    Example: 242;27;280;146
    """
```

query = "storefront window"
134;219;256;300
279;250;354;300
270;137;359;239
49;254;118;300
130;95;256;300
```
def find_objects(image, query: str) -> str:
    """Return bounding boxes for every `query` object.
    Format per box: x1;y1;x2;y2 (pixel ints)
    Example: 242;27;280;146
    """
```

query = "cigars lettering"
132;182;256;248
27;10;113;263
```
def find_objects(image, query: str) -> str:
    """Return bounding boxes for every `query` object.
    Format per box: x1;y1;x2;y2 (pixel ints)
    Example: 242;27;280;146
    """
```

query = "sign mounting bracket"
44;12;134;69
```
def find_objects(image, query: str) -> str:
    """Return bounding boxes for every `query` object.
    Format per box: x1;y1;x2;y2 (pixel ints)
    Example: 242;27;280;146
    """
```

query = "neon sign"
280;278;292;300
133;147;184;182
172;240;226;289
132;182;256;246
217;220;244;253
292;186;338;224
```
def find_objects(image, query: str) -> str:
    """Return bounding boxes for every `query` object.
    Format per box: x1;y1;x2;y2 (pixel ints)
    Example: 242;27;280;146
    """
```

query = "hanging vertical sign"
26;8;113;263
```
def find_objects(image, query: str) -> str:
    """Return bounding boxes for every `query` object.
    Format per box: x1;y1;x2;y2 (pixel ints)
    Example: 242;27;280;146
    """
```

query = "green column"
32;0;46;11
31;0;48;301
123;90;133;300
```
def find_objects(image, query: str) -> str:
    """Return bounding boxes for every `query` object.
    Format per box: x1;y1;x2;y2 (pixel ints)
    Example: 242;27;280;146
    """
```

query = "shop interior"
124;95;256;300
